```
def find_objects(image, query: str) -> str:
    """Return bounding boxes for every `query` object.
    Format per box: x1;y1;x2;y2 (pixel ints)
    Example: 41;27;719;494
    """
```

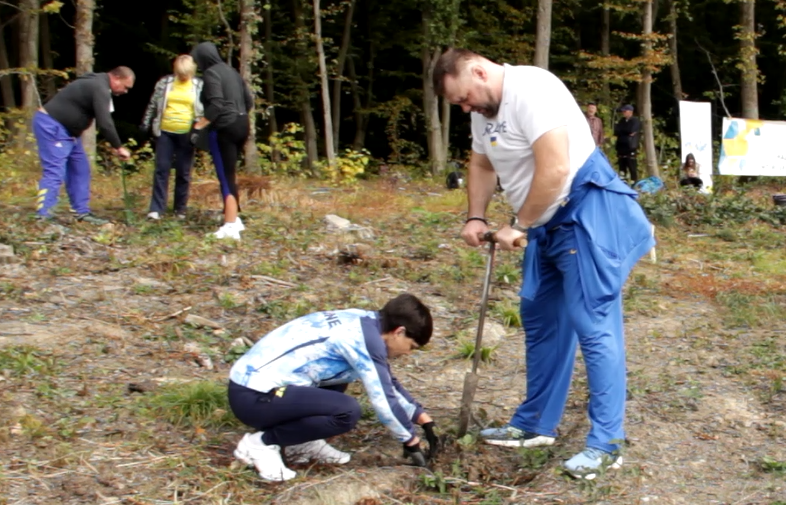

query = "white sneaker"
212;223;241;240
234;433;296;482
146;211;161;221
234;217;245;231
286;439;351;465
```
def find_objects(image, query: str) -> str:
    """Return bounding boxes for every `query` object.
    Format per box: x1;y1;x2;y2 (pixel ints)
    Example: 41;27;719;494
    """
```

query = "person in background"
613;104;641;184
585;102;604;149
679;153;703;190
34;67;134;224
190;42;253;240
140;55;204;221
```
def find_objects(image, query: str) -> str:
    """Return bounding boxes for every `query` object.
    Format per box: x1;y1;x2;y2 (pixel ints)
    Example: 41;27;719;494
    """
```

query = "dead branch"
695;38;731;118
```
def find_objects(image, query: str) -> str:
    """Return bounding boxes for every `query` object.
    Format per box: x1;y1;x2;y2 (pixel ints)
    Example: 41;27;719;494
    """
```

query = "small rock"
0;244;17;264
325;214;352;229
183;342;214;370
481;321;509;346
184;314;222;329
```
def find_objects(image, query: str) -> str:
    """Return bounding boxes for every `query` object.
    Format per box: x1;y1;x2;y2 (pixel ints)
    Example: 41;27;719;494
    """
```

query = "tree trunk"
330;0;355;153
533;0;552;69
422;11;445;175
668;0;683;102
301;100;318;173
19;0;40;111
75;0;96;163
292;0;317;171
601;5;610;106
347;53;370;151
239;0;259;172
739;0;758;119
441;96;450;162
0;23;16;110
39;12;56;100
313;0;335;165
262;2;279;162
641;0;659;178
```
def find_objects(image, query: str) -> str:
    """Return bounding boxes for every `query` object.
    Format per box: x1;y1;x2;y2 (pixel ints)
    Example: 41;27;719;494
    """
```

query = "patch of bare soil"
1;184;785;505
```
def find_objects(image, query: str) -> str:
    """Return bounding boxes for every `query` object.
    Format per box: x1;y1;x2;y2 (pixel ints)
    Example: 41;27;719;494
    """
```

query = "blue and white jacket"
229;309;424;443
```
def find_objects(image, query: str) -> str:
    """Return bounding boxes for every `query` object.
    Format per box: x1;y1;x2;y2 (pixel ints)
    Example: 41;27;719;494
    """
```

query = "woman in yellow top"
140;55;204;220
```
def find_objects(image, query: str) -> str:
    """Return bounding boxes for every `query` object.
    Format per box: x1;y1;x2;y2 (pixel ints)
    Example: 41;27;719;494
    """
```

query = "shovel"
457;231;497;437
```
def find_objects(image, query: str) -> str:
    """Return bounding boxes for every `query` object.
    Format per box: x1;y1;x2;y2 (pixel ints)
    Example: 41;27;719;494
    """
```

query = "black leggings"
228;380;361;447
207;115;249;211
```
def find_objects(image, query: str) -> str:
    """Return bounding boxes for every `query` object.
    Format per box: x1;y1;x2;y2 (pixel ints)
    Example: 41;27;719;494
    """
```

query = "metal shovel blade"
457;234;496;437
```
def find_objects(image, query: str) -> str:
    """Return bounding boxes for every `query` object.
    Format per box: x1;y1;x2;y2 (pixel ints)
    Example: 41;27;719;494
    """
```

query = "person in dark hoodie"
34;67;135;224
191;42;254;240
613;104;641;184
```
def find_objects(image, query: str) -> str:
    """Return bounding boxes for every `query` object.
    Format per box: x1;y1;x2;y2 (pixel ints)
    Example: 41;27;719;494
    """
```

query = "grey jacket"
141;75;204;137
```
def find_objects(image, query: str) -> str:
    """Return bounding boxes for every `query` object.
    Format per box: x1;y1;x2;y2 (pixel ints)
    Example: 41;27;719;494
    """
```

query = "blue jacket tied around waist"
520;148;656;322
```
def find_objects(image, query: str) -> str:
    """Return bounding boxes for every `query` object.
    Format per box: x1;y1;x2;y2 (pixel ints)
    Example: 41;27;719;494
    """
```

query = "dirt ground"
1;178;785;505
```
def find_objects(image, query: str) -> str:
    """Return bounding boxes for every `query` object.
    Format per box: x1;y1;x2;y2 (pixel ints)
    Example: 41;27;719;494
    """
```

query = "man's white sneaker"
147;211;161;221
563;447;623;480
234;217;245;231
234;433;296;482
286;439;351;465
212;223;241;240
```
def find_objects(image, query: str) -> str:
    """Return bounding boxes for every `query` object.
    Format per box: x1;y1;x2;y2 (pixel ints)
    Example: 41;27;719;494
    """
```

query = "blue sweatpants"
228;380;361;447
33;111;91;216
508;148;654;454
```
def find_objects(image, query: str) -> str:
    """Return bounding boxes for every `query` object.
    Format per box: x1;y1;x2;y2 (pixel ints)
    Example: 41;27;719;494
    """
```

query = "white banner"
679;101;713;192
718;117;786;176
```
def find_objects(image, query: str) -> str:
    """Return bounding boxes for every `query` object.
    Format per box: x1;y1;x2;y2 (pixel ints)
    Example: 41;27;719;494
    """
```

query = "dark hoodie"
191;42;254;130
43;73;122;148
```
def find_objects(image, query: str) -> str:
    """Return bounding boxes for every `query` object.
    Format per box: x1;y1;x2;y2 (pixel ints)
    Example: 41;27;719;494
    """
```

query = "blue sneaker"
480;425;556;448
563;447;623;480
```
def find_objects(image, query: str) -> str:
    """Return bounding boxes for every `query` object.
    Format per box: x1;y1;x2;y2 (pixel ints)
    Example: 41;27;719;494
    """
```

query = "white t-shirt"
471;64;596;226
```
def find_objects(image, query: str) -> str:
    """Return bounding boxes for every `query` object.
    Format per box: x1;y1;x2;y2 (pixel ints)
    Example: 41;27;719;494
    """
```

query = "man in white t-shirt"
432;48;655;480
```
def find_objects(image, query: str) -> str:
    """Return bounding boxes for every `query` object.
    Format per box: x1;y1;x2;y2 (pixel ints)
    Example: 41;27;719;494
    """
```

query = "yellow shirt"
160;79;196;134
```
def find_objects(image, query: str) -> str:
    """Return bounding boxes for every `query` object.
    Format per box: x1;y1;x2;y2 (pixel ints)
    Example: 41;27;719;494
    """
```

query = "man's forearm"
516;127;571;228
516;165;568;227
467;161;497;218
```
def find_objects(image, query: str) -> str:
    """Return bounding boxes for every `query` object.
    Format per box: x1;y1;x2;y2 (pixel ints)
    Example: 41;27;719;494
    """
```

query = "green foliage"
147;381;238;428
318;149;371;185
0;346;58;377
638;189;786;228
456;340;497;363
257;123;308;177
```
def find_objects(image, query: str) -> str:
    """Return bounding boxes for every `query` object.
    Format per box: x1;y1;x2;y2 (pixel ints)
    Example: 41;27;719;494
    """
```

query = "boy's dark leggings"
228;380;361;447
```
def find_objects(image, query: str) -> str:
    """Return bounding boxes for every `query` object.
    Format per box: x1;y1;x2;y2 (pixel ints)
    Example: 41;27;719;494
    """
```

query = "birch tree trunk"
19;0;39;111
76;0;96;163
239;0;259;172
641;0;660;178
739;0;758;119
533;0;552;69
313;0;335;165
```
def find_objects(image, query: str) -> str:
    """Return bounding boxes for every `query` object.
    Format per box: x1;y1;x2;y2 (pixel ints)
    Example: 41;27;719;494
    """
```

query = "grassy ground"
1;160;785;504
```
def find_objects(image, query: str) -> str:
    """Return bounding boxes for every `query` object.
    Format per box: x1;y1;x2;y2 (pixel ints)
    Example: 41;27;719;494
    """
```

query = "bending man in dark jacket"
34;67;134;224
191;42;254;240
613;104;641;184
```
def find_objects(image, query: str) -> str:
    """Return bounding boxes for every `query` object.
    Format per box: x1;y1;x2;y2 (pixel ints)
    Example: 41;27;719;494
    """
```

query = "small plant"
418;471;448;494
147;381;238;428
456;340;497;363
218;292;240;309
319;149;371;186
491;299;521;328
759;456;786;475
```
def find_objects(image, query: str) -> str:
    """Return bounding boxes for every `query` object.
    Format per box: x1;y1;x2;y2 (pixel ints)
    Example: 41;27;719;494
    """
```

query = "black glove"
422;422;440;460
402;442;427;467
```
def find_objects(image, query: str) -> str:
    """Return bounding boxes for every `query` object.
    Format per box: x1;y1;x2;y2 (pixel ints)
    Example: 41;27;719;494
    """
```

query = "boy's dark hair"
379;293;433;347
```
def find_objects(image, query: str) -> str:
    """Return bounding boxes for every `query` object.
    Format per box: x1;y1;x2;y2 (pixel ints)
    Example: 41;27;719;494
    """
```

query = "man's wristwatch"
510;216;528;234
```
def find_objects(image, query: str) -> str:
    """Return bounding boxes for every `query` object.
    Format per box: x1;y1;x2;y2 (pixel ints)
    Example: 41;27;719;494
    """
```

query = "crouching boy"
227;293;439;481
